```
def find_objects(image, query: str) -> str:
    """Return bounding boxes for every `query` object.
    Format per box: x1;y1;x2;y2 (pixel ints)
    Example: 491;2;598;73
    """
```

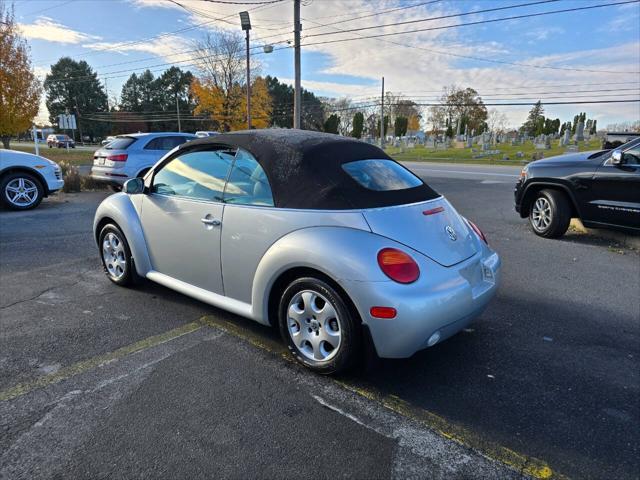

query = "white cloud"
525;27;565;41
18;17;100;44
83;35;195;66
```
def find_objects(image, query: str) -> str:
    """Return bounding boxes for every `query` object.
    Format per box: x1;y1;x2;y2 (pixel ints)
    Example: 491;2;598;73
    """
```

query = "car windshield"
105;137;137;150
342;159;424;191
56;135;67;140
595;137;640;160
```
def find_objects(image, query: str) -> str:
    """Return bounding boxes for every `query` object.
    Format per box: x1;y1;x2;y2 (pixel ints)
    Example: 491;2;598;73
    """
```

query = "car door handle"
201;217;221;226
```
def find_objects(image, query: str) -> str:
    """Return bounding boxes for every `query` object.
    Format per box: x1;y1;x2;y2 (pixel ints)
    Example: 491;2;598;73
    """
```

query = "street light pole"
239;11;252;130
293;0;301;129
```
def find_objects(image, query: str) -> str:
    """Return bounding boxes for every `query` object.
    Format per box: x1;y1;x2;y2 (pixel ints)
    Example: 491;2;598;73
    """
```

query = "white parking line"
411;167;519;178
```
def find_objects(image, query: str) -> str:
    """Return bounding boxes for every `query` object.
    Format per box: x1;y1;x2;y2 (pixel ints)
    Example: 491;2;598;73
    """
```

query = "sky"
12;0;640;129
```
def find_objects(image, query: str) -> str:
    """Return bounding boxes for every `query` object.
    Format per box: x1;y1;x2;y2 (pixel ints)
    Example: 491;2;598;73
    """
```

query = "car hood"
362;197;477;267
529;150;605;167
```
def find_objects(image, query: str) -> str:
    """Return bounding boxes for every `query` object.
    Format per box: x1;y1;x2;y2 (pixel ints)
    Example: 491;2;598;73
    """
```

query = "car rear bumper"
91;166;130;186
343;250;501;359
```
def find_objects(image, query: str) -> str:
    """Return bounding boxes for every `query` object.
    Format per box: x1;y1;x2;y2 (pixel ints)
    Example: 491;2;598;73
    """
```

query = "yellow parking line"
0;321;203;402
1;314;567;479
203;314;567;480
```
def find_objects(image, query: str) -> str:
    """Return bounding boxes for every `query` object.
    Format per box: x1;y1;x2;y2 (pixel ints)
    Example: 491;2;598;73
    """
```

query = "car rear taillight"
467;220;488;245
107;154;128;162
377;248;420;284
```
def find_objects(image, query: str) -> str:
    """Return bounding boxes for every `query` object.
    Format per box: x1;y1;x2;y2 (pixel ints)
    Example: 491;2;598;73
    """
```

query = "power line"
196;0;286;4
299;0;640;74
304;0;562;38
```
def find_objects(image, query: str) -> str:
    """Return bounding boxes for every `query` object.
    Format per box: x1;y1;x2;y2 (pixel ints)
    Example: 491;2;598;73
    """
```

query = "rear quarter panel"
221;205;371;306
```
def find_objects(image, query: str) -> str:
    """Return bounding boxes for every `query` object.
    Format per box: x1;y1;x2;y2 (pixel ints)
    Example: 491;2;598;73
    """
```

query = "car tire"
278;277;360;374
529;189;571;238
98;223;137;287
0;172;44;210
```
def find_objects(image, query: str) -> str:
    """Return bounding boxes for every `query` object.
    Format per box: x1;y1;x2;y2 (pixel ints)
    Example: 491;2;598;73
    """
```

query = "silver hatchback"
93;130;500;374
91;132;196;189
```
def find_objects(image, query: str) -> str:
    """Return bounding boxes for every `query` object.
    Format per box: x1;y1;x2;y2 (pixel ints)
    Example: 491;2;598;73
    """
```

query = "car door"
589;145;640;229
140;147;237;294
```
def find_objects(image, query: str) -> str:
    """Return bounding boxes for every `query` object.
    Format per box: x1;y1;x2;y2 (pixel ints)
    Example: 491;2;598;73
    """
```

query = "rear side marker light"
107;154;128;162
423;206;444;216
370;307;397;319
467;220;488;245
377;248;420;284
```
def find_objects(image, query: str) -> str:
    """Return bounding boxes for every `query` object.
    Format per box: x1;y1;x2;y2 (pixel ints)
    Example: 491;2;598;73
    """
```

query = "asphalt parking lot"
1;164;638;479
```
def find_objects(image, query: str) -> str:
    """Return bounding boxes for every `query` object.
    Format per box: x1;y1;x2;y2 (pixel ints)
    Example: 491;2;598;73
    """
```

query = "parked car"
90;132;196;190
0;149;64;210
515;136;640;238
195;131;220;138
46;134;75;149
93;130;500;374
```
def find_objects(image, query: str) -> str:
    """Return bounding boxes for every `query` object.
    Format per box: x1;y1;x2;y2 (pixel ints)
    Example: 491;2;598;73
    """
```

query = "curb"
570;219;640;249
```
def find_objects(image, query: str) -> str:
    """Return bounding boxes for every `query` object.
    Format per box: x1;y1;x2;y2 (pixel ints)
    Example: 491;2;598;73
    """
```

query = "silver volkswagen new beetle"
93;130;501;373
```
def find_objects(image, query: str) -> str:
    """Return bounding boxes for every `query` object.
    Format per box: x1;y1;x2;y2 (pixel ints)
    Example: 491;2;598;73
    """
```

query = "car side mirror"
611;149;623;165
123;177;145;194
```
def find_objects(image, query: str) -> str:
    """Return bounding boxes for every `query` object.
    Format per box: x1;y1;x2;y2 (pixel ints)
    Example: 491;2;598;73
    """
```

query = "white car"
0;149;64;210
91;132;196;190
195;131;219;138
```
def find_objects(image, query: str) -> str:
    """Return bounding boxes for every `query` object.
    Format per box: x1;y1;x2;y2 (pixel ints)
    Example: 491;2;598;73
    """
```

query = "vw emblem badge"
445;225;457;241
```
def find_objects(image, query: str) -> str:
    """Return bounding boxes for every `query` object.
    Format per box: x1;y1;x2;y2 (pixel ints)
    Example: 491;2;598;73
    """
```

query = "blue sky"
13;0;640;128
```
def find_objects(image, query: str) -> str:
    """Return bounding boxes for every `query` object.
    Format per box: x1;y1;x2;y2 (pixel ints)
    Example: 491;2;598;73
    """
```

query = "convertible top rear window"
342;159;423;191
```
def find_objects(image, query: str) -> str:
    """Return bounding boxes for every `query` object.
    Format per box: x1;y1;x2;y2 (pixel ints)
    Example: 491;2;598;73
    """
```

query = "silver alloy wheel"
287;289;342;362
531;197;552;231
102;232;127;280
5;177;39;207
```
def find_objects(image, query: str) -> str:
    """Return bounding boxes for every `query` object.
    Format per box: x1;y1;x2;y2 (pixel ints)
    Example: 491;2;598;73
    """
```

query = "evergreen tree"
323;114;339;134
394;116;408;137
522;101;544;136
351;112;364;138
44;57;108;140
265;76;325;130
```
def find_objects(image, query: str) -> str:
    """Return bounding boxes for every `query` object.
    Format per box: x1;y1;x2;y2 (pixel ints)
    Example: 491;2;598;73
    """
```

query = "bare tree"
191;30;262;131
324;97;353;136
193;31;245;93
486;108;508;138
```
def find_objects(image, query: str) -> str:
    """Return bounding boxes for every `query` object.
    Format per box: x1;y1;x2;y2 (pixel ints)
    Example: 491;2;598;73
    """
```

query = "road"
1;164;638;479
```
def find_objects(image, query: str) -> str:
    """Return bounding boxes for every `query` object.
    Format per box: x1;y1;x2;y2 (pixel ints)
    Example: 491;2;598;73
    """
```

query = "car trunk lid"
363;198;478;267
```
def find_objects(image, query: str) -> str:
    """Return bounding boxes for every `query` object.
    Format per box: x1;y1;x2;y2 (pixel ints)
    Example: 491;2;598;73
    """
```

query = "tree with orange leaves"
192;76;272;131
190;31;271;131
0;1;40;149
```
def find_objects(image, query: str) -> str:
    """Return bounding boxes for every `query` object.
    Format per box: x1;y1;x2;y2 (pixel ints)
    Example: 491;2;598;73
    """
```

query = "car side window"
623;146;640;165
144;136;190;151
151;148;237;201
223;149;274;207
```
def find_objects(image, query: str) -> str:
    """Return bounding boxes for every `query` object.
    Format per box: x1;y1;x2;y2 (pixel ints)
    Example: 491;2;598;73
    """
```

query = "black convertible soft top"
179;129;439;210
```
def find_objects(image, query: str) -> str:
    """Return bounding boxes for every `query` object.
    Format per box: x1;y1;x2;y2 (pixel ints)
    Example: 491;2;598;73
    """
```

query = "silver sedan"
93;130;501;374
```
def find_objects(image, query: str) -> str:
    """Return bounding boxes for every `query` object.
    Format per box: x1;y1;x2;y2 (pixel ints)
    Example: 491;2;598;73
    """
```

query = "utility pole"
104;77;109;110
245;29;251;129
240;11;252;129
75;100;84;145
293;0;301;129
380;76;384;148
176;95;181;132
